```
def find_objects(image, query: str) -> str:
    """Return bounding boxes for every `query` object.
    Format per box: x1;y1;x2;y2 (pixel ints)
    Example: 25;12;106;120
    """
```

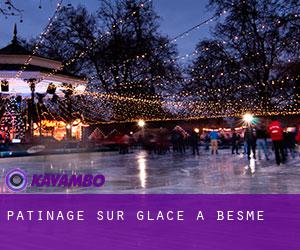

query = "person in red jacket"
268;119;286;165
0;130;7;144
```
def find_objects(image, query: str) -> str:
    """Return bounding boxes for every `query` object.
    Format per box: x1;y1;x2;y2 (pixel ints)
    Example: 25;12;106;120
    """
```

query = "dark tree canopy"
36;0;182;94
33;0;182;121
187;0;300;116
0;0;22;18
9;0;299;121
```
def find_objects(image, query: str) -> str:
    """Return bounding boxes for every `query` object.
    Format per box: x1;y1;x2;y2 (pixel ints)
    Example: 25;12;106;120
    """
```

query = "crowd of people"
237;119;299;165
1;116;299;167
117;118;300;166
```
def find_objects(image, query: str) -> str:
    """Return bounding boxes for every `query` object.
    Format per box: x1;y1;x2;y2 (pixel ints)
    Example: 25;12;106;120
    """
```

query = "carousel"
0;25;88;143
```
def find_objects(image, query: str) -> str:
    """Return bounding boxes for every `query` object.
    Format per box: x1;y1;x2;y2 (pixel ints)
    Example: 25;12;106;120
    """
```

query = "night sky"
0;0;214;56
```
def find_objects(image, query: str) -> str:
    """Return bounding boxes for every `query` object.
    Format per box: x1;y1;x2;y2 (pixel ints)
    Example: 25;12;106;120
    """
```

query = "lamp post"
138;119;145;138
243;113;254;125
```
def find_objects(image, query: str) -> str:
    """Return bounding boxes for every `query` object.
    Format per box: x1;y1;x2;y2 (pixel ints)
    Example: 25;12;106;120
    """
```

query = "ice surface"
0;150;299;194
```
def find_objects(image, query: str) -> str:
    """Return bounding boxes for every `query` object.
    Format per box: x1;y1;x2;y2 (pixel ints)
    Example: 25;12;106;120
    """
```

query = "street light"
194;128;200;133
138;120;145;128
243;113;254;124
138;120;145;139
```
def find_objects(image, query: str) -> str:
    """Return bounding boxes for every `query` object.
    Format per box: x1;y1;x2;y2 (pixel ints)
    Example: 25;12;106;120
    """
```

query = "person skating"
284;128;296;159
204;133;210;151
244;124;257;160
256;125;269;160
209;129;219;155
190;130;200;156
231;129;240;154
268;119;286;165
296;124;300;157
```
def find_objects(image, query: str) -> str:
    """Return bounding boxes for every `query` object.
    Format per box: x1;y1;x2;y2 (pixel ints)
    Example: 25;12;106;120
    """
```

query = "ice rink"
0;150;299;194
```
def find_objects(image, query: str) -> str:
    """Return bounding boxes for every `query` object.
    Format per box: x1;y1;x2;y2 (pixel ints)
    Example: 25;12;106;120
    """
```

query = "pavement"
0;149;299;194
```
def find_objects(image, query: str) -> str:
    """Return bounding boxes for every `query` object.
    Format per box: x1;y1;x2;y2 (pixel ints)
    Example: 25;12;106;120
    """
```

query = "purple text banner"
0;195;299;250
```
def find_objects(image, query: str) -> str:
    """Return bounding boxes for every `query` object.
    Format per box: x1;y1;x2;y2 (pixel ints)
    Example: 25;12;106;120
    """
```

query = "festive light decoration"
50;89;298;124
138;119;145;127
88;10;227;80
243;113;254;124
15;0;64;78
41;0;153;82
0;98;25;141
194;128;200;133
0;1;297;128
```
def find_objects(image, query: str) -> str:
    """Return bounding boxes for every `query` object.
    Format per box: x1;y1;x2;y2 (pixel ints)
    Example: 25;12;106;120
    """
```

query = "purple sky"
0;0;214;57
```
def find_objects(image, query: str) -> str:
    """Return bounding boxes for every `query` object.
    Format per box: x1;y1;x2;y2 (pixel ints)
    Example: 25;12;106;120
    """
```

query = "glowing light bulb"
138;120;145;127
243;114;254;123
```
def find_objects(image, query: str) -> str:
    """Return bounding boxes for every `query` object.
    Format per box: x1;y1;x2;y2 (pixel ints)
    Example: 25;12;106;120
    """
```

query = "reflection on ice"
249;158;256;174
137;151;147;188
0;150;299;194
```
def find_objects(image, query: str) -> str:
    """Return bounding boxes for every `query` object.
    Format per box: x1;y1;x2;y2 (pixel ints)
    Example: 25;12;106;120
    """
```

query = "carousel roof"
0;25;31;55
0;24;57;60
0;25;87;96
0;25;86;83
0;40;30;55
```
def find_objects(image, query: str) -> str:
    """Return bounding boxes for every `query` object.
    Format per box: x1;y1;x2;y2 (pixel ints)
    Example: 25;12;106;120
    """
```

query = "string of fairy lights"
34;72;297;124
11;0;154;86
1;1;299;125
40;0;154;83
85;64;299;93
90;11;224;79
86;9;300;86
55;85;298;124
15;0;64;78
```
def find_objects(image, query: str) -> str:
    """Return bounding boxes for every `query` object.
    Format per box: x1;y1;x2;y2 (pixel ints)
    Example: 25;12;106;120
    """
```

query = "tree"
187;0;300;116
35;0;182;121
186;40;242;117
0;0;22;18
32;5;96;75
93;0;181;95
